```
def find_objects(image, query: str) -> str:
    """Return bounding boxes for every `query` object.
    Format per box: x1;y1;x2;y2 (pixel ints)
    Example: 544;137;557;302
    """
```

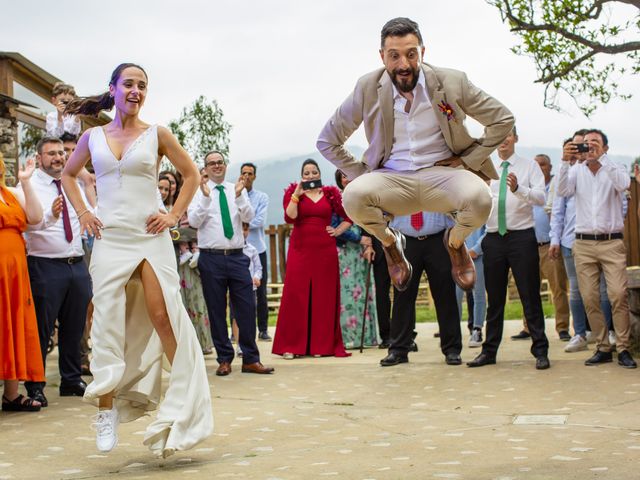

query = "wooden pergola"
0;52;110;183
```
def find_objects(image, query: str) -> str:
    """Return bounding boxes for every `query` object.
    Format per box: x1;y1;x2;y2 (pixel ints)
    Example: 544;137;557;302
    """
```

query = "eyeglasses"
206;160;225;167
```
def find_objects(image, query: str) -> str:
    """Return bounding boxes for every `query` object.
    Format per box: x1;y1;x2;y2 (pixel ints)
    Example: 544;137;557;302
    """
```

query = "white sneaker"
585;331;596;344
236;346;243;357
468;328;483;348
609;331;617;346
92;407;119;452
564;334;588;352
189;251;200;269
179;251;193;266
283;352;294;360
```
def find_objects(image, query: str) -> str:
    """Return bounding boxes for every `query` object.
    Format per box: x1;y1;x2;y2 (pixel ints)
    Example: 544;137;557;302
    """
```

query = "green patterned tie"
498;161;509;236
215;185;234;239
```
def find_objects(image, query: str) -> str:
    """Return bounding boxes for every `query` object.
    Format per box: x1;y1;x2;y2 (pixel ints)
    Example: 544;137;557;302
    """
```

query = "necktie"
215;185;234;239
53;179;73;243
410;212;424;231
498;161;509;236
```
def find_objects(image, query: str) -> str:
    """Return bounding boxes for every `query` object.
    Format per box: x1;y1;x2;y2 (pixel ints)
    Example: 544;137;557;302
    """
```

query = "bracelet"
77;209;90;219
290;194;299;204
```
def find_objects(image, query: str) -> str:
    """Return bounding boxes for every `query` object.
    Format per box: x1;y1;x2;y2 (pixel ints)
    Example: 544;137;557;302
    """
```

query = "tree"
168;95;232;166
488;0;640;116
19;123;44;159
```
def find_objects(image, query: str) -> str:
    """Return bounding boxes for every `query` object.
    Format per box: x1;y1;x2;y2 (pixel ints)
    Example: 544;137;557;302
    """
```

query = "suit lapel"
423;64;454;149
378;73;394;163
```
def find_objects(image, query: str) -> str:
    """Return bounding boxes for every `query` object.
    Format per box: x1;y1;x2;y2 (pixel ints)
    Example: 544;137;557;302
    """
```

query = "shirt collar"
35;168;58;184
497;153;517;166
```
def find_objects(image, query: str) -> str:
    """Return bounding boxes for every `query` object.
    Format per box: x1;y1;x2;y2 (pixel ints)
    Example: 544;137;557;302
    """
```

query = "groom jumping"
317;17;514;292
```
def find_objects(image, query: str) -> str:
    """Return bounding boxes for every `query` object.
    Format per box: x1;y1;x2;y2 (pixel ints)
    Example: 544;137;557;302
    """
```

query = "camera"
301;179;322;190
575;143;590;153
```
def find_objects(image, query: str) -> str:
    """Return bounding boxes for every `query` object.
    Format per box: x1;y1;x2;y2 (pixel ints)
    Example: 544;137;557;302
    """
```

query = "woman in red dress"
0;155;46;412
272;159;352;358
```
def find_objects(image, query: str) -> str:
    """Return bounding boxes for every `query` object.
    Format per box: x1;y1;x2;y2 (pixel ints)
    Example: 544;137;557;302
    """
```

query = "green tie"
498;161;509;236
215;185;234;239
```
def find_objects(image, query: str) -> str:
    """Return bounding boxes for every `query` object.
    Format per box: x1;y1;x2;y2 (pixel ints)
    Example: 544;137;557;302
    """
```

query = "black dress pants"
25;256;92;392
256;251;269;333
372;237;391;343
389;232;462;356
482;229;549;357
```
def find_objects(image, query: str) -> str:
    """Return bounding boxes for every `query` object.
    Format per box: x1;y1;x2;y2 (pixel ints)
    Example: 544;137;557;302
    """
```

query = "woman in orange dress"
0;155;46;411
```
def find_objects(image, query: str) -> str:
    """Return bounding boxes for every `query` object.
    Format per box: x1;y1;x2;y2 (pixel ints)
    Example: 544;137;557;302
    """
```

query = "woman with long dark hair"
272;159;351;358
62;63;212;457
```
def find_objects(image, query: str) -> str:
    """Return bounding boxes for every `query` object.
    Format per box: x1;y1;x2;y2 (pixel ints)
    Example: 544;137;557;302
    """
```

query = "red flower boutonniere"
437;101;456;122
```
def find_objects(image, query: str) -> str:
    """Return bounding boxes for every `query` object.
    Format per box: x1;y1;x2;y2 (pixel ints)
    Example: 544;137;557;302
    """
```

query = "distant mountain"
254;146;635;227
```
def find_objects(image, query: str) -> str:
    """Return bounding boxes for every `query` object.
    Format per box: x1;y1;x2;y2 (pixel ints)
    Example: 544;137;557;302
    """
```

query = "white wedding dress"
84;124;213;457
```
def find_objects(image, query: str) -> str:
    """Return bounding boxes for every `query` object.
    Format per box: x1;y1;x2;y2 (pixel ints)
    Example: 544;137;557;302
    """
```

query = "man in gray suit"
317;17;514;293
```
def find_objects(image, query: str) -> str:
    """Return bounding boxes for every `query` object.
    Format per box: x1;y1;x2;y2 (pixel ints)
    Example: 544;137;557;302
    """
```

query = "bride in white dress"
61;63;213;457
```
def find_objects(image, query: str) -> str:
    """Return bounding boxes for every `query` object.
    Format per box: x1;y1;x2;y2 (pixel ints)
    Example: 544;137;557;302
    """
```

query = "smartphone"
576;143;590;153
301;179;322;190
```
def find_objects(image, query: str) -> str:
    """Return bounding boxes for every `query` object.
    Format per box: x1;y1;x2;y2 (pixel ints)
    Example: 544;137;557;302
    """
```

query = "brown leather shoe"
241;362;274;374
443;228;476;291
382;228;412;292
216;362;232;376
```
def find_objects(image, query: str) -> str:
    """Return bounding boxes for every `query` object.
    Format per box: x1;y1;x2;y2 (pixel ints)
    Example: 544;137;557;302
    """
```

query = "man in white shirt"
557;129;636;368
240;162;271;341
21;137;93;406
467;127;551;370
188;151;274;376
317;17;514;294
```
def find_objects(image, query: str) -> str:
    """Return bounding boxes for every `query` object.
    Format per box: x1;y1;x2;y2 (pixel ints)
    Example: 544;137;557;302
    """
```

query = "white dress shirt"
188;180;254;249
21;168;87;258
556;154;629;234
486;153;545;233
384;71;452;171
45;111;81;138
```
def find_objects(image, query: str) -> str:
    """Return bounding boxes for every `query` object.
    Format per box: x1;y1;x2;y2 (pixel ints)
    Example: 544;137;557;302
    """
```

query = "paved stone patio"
2;320;639;480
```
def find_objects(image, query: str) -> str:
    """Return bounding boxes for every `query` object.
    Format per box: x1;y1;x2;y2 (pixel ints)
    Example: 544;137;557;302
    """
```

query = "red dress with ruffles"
0;185;45;382
272;185;350;357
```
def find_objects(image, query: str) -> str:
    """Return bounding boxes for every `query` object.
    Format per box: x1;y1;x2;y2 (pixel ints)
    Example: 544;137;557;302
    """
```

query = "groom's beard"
389;66;420;93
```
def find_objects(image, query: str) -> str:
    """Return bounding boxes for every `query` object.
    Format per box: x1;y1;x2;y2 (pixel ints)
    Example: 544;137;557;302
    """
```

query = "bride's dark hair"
65;63;148;117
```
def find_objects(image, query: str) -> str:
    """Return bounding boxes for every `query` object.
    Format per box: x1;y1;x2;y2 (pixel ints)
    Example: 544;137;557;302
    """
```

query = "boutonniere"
437;100;456;122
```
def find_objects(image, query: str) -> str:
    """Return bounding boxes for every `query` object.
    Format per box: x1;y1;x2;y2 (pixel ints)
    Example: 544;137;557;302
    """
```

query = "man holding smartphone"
317;17;514;294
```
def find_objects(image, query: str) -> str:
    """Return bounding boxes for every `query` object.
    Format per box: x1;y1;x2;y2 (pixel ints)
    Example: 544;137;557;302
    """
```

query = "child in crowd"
177;169;204;268
46;82;81;137
231;223;263;356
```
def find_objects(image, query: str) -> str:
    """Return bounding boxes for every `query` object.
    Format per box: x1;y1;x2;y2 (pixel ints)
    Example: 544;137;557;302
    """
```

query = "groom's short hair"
381;17;423;48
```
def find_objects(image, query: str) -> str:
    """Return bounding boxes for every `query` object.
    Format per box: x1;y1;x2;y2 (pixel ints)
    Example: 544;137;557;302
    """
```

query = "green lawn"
267;300;555;326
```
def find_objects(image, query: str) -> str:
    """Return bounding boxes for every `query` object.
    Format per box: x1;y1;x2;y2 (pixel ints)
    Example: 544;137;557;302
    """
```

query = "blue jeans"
456;256;486;329
562;246;613;336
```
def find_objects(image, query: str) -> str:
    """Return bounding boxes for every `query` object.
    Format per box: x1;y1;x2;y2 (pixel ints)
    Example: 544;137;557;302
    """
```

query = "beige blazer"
317;63;514;181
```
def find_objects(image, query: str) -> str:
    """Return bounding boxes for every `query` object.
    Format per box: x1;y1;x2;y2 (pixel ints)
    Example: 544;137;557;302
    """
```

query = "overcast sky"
3;0;638;164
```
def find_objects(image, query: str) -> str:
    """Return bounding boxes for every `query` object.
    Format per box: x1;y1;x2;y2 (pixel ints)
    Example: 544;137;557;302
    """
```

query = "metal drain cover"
513;415;568;425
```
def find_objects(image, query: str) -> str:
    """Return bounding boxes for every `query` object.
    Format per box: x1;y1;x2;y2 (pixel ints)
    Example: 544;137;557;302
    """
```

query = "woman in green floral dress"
334;170;379;348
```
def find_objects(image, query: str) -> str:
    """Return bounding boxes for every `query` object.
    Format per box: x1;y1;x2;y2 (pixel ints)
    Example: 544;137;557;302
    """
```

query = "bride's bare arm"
146;126;199;234
62;129;103;238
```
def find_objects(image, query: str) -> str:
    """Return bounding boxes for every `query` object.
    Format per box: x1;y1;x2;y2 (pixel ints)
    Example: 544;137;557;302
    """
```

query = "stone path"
2;320;639;479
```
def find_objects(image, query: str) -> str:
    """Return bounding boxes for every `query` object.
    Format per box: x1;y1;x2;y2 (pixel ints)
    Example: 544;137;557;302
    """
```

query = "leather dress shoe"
443;228;476;291
535;355;550;370
241;362;274;374
216;362;232;376
378;341;390;349
382;228;412;292
30;389;48;408
380;352;408;367
467;352;496;367
445;353;462;365
584;350;613;366
558;330;571;341
618;350;637;369
510;330;531;340
410;342;418;352
59;380;87;397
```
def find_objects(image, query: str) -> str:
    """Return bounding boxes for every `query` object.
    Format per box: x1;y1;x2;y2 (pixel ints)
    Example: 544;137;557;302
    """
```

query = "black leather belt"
31;255;84;264
575;233;623;241
538;241;550;246
200;248;243;256
413;230;445;241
